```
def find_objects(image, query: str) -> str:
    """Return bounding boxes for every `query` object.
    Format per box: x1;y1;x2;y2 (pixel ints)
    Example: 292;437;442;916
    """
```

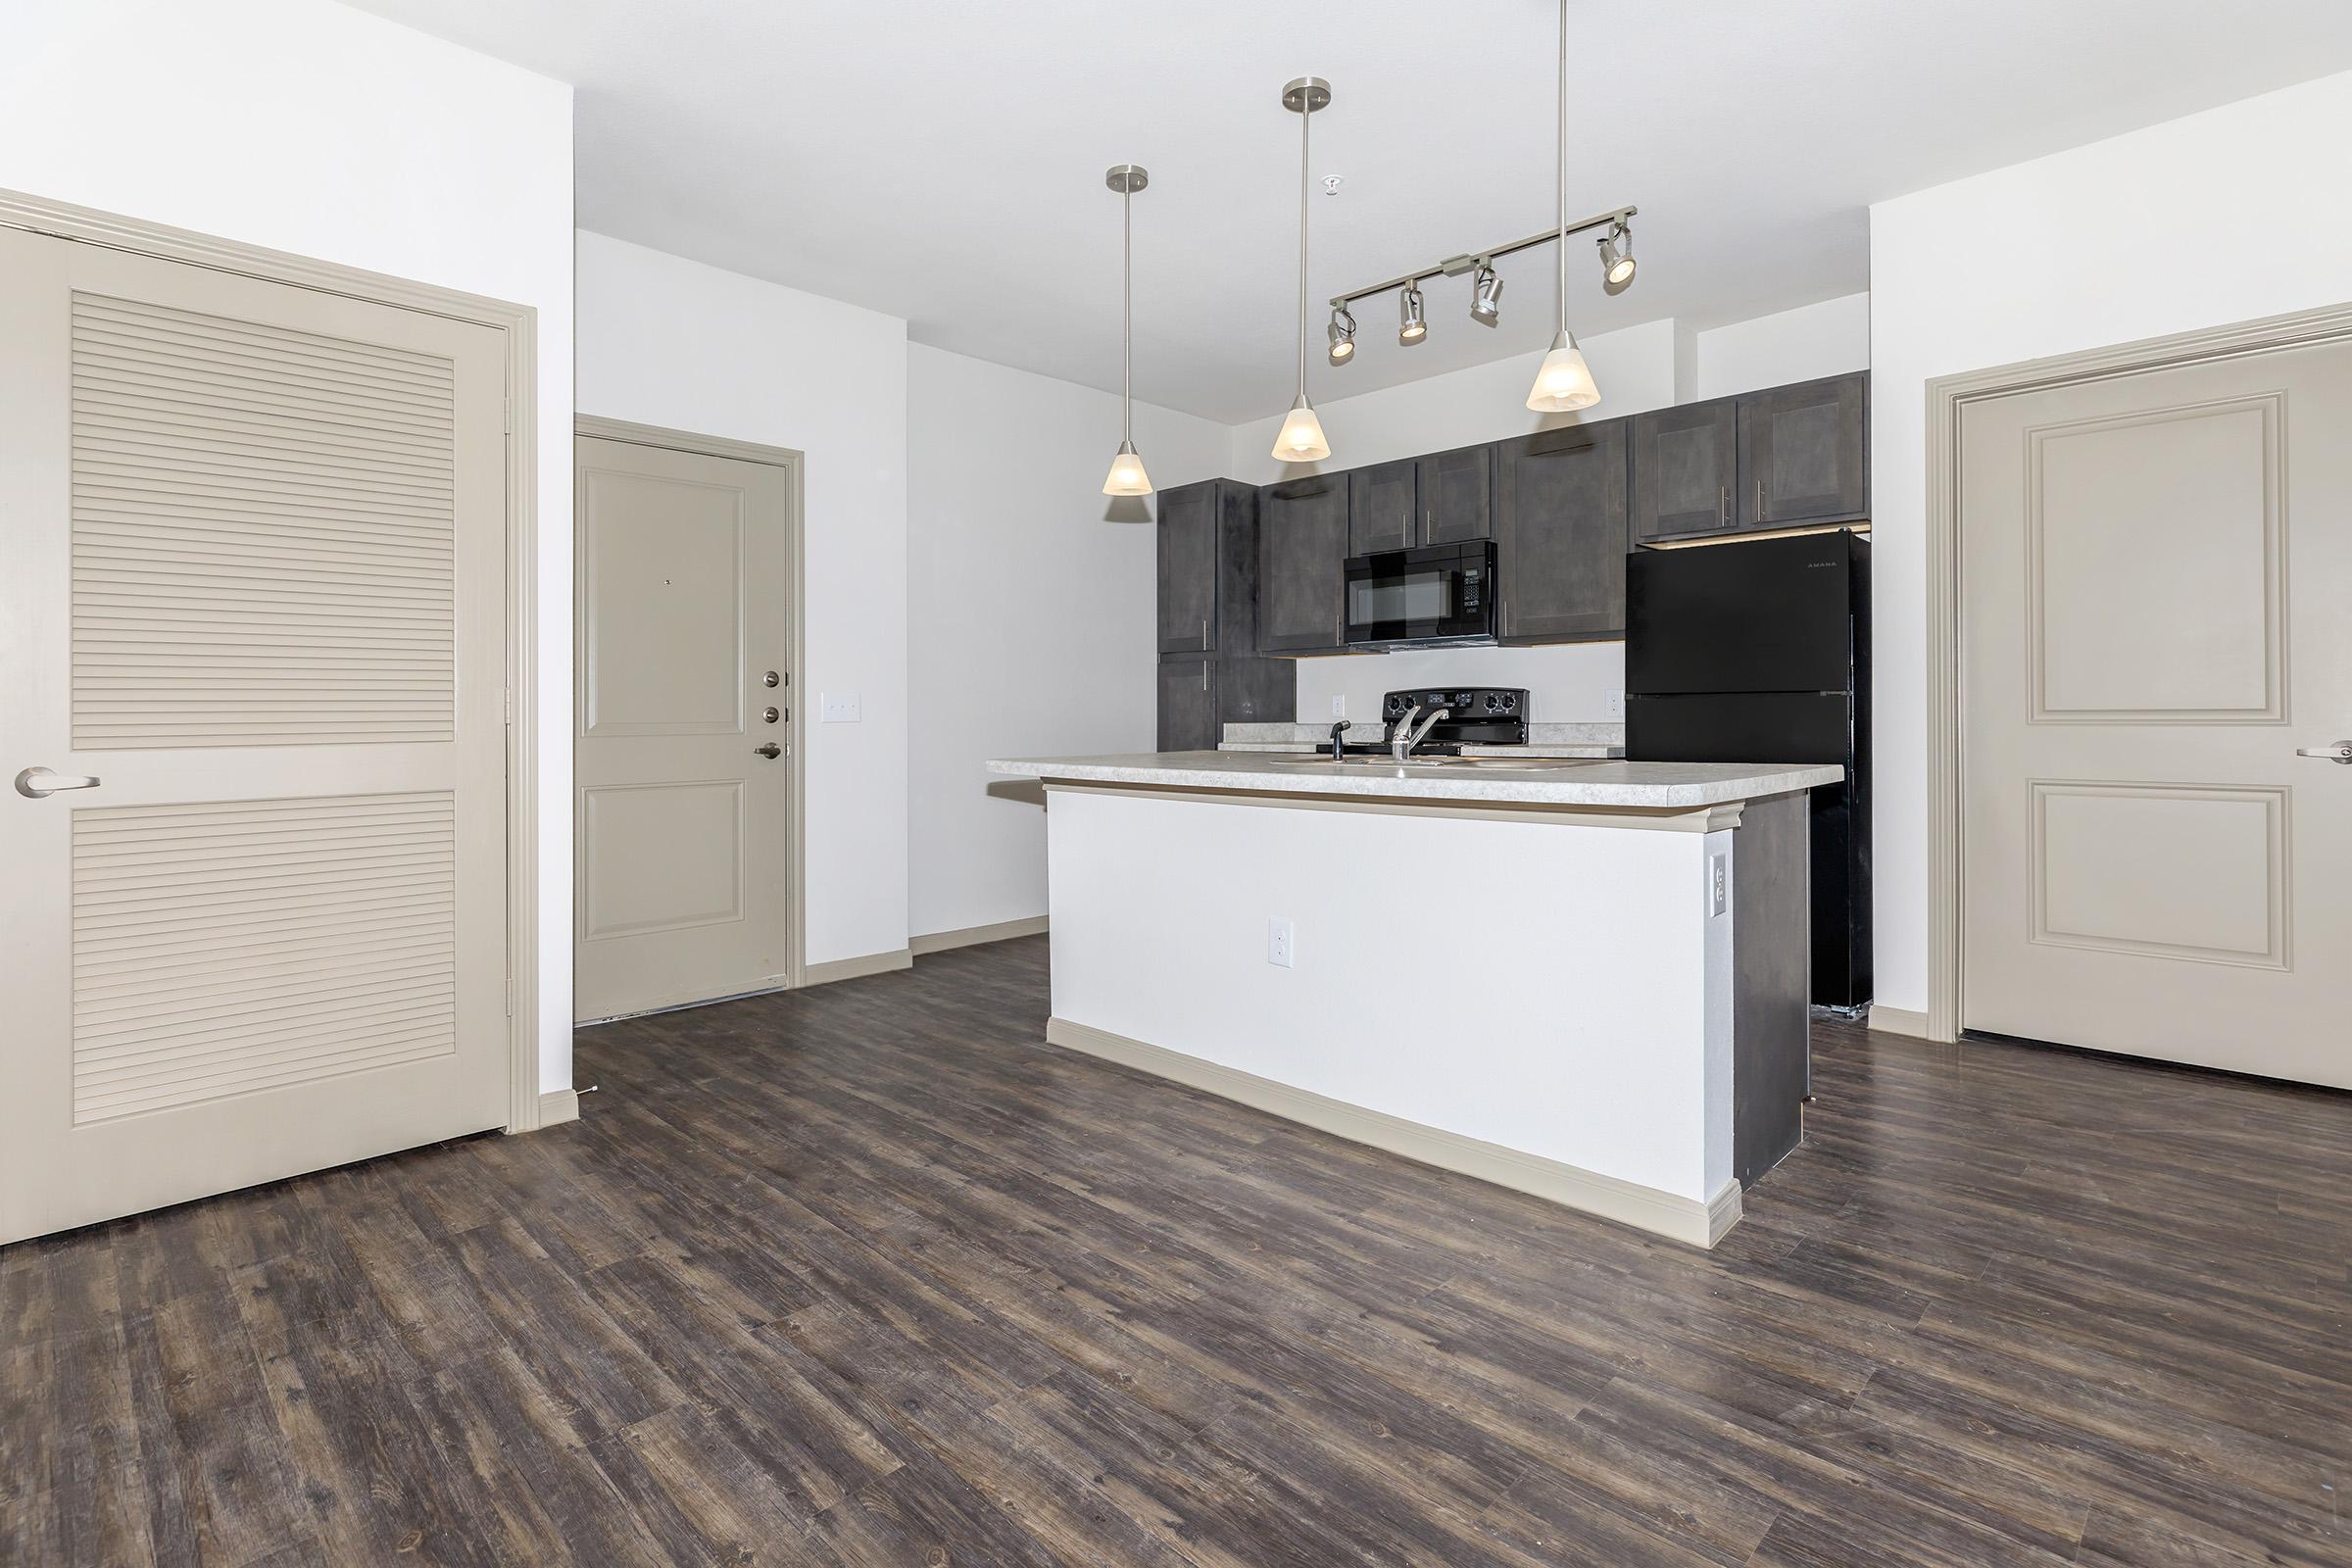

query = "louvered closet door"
0;227;510;1246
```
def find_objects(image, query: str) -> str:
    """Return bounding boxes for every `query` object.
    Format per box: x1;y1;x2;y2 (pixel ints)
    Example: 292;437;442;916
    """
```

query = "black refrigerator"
1626;531;1871;1012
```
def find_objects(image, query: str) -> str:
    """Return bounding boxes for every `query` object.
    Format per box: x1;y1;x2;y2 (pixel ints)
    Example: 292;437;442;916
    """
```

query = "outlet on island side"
1710;853;1729;918
1266;917;1295;968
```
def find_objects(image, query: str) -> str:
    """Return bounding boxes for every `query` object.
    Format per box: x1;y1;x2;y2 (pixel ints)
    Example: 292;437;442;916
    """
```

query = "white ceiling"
347;0;2352;423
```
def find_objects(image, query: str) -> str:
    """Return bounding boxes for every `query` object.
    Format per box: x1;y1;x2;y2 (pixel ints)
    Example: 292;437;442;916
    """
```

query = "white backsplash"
1292;640;1626;726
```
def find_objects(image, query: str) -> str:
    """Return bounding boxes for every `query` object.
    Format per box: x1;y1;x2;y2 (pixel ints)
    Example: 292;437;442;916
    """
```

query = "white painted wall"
906;344;1229;941
1867;71;2352;1014
574;231;911;969
1693;292;1872;400
0;0;577;1089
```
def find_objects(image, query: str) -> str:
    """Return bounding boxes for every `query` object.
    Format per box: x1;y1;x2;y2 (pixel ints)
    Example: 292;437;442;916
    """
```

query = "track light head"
1398;282;1427;345
1597;221;1636;290
1469;263;1503;326
1326;305;1357;366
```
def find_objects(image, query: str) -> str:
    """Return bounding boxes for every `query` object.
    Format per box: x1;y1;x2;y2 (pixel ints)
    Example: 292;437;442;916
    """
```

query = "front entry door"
0;227;511;1245
574;433;795;1020
1961;336;2352;1087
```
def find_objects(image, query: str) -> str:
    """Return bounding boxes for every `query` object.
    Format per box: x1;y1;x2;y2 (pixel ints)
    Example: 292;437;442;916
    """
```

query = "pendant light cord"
1297;96;1310;401
1122;183;1134;444
1555;0;1568;339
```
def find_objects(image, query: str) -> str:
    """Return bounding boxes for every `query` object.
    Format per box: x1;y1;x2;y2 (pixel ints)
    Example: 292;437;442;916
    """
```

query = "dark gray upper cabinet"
1494;420;1631;642
1632;399;1738;542
1154;480;1217;654
1156;656;1218;752
1257;474;1349;654
1417;444;1495;543
1213;482;1261;655
1347;460;1418;555
1738;372;1868;529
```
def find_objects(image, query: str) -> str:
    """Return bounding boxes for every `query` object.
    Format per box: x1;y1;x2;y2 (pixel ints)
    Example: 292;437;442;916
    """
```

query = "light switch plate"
1266;917;1295;968
819;692;861;723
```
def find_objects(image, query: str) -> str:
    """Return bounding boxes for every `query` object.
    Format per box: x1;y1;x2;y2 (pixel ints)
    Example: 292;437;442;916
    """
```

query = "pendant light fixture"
1526;0;1601;414
1102;163;1153;497
1272;75;1333;464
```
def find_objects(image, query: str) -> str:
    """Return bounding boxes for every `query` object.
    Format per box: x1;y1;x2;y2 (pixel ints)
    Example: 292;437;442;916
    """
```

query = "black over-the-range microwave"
1342;539;1498;650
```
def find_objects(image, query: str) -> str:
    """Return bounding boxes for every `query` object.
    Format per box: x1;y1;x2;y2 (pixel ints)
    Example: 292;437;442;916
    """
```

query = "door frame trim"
1922;299;2352;1044
573;414;808;997
0;187;550;1133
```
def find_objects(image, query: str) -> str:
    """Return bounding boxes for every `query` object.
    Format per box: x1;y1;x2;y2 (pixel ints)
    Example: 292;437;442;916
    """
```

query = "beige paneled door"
574;433;796;1020
0;228;511;1245
1962;337;2352;1087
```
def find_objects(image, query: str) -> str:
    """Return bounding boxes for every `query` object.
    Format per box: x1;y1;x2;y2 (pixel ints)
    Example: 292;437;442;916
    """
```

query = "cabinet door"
1214;482;1261;656
1738;372;1867;529
1416;444;1494;543
1156;656;1218;752
1155;481;1217;653
1632;399;1737;542
1257;475;1349;654
1494;421;1631;642
1347;460;1417;555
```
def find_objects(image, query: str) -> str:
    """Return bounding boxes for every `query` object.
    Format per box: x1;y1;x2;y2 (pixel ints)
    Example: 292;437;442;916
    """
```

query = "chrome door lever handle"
2295;741;2352;763
16;766;101;798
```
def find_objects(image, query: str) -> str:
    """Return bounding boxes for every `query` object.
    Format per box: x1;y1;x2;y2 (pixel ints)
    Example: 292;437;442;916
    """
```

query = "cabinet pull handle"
1719;485;1729;526
1754;478;1766;521
1201;662;1208;691
1200;617;1208;648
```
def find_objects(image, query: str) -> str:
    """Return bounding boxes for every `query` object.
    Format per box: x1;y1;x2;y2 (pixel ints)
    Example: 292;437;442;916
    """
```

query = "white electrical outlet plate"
1606;691;1625;718
1266;917;1295;968
1330;696;1347;718
1710;853;1729;917
819;692;861;723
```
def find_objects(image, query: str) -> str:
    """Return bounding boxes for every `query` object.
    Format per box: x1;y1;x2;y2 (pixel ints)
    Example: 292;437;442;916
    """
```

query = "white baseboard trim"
536;1088;580;1128
804;948;914;987
1868;1004;1933;1040
909;915;1048;956
1044;1016;1738;1249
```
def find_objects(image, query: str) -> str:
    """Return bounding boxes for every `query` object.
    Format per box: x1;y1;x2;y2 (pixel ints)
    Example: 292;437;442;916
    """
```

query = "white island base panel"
1040;784;1773;1247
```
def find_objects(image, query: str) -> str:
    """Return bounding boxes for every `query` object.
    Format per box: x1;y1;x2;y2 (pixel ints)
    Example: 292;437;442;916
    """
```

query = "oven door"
1344;540;1496;648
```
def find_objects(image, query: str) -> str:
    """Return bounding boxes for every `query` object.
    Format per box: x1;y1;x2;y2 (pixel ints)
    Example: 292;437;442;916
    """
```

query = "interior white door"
1961;336;2352;1087
573;434;794;1021
0;227;511;1246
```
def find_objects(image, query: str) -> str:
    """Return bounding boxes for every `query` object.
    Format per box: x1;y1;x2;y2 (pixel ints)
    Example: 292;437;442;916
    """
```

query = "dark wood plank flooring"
4;933;2348;1565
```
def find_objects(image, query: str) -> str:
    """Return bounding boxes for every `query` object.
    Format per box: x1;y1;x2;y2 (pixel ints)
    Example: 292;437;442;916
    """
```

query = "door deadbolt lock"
762;706;781;724
761;670;780;688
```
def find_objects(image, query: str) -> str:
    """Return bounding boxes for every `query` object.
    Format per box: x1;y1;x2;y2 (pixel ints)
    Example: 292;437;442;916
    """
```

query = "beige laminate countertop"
988;751;1842;809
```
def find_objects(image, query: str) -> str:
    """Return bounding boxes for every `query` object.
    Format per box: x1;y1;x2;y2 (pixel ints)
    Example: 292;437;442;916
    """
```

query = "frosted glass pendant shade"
1271;397;1331;463
1526;329;1601;413
1102;439;1152;497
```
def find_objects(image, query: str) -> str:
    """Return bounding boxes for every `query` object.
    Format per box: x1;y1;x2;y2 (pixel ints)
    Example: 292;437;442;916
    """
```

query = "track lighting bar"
1326;203;1637;315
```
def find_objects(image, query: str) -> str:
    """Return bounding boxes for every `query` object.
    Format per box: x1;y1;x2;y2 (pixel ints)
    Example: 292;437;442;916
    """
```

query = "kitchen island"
987;749;1843;1246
